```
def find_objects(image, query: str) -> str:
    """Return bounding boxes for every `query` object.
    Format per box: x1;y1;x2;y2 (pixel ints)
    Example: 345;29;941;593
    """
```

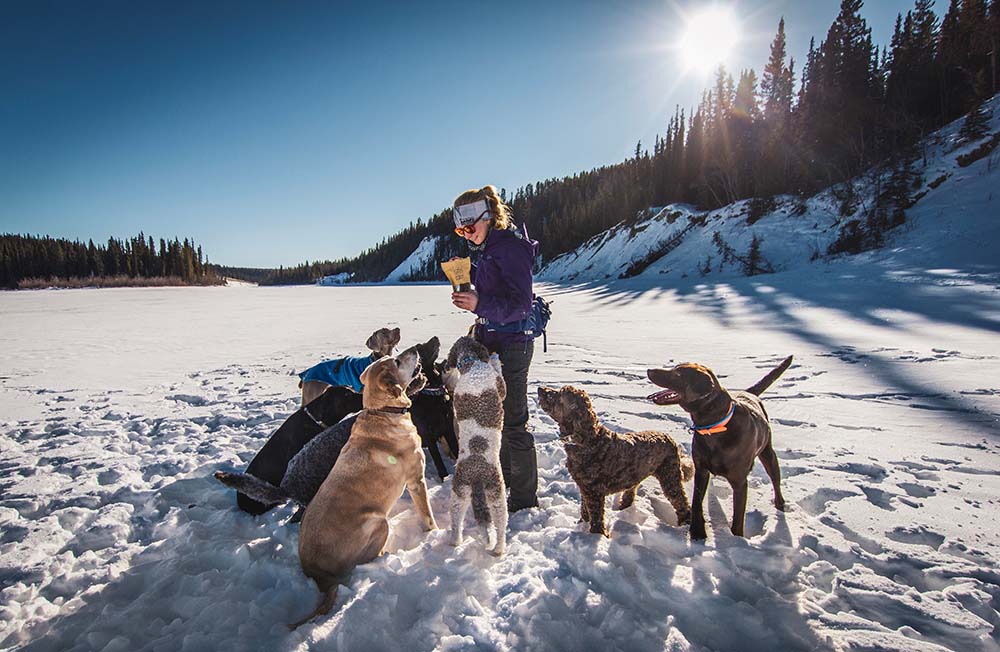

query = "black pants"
495;340;537;509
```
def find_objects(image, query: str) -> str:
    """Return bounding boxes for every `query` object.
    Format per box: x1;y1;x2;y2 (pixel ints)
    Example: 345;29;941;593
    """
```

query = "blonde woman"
451;185;538;512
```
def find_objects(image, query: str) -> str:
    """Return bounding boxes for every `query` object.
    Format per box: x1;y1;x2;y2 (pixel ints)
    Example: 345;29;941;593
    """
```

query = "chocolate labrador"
647;356;792;540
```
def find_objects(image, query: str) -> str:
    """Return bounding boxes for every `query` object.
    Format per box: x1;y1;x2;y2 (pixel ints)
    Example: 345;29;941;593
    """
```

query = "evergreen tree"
959;96;993;142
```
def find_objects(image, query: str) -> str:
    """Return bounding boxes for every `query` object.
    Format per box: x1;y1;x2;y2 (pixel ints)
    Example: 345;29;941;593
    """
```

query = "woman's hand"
452;290;479;312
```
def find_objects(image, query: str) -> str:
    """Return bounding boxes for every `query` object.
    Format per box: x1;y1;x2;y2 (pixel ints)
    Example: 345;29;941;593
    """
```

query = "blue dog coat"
298;353;377;393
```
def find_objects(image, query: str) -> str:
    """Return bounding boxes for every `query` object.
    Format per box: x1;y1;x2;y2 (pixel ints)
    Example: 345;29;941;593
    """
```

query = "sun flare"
677;6;740;74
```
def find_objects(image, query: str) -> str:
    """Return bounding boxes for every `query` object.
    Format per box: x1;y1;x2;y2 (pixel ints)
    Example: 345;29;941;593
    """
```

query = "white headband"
453;199;490;227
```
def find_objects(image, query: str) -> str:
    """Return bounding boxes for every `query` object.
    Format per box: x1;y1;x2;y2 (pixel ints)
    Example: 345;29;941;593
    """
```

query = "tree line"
254;0;997;285
0;233;221;288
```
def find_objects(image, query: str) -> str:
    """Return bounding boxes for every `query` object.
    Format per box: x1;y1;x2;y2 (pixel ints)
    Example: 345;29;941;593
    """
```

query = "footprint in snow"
777;449;815;460
798;488;857;516
166;394;210;406
823;461;888;481
860;485;897;510
886;525;945;550
897;482;936;499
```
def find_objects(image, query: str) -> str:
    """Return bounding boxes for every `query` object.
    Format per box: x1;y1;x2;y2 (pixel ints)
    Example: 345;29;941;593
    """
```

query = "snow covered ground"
2;246;1000;651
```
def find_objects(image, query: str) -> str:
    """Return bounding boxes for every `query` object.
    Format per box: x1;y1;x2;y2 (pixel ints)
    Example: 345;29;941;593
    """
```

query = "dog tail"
472;484;492;525
214;470;289;506
288;585;339;630
679;453;695;483
744;355;793;396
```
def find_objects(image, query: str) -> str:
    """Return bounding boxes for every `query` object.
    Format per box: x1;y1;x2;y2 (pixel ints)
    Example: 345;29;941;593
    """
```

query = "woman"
451;185;538;512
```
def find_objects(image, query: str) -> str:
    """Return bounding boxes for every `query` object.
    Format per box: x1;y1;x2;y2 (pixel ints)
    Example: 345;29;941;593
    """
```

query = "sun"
677;6;740;74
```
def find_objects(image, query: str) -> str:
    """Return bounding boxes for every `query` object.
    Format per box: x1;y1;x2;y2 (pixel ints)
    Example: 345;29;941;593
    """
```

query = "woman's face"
461;217;491;246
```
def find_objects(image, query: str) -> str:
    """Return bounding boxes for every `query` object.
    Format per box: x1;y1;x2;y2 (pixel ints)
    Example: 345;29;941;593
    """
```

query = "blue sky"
2;0;924;268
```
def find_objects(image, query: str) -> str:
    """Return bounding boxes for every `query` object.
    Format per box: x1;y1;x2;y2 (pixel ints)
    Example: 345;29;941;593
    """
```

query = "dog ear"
425;336;440;360
360;361;374;387
373;364;394;392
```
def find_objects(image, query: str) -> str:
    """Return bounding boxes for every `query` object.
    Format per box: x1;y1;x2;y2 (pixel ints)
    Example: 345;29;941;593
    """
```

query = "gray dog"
215;346;428;513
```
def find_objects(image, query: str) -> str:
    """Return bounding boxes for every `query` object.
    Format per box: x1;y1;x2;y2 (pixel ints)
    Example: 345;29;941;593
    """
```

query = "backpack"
527;295;552;352
481;294;553;352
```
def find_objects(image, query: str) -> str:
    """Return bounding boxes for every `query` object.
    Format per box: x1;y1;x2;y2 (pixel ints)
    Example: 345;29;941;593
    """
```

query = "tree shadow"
569;262;1000;431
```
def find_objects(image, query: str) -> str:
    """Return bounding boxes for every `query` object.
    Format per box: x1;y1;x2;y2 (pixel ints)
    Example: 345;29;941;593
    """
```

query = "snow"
317;273;352;286
384;236;443;283
2;105;999;651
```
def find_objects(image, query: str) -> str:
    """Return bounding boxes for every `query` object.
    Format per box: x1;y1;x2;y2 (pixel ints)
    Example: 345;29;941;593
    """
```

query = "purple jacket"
472;224;537;351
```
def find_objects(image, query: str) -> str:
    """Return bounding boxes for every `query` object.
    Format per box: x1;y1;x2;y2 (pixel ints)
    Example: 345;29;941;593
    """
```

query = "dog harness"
692;401;735;435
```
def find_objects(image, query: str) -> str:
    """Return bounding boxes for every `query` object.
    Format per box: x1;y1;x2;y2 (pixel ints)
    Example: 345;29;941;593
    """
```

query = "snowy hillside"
537;95;1000;284
384;236;444;283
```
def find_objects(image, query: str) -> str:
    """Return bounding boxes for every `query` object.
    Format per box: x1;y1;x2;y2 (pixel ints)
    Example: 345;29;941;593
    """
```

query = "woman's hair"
453;185;512;230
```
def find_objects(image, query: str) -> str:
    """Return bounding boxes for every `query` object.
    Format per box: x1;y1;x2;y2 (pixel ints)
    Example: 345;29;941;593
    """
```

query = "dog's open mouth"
647;389;681;405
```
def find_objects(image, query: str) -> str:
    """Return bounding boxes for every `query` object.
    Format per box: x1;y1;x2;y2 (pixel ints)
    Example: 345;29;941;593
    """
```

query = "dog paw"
449;535;462;547
690;526;708;541
489;545;506;557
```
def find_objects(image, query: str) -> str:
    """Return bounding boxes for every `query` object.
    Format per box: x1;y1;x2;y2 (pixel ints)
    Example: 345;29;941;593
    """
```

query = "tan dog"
291;350;437;629
300;326;401;406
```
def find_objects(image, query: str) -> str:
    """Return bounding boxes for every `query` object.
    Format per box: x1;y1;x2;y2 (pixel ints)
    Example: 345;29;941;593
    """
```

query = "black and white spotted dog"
445;337;508;556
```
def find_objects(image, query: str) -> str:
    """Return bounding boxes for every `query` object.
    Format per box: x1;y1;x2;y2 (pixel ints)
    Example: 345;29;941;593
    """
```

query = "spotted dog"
445;336;508;556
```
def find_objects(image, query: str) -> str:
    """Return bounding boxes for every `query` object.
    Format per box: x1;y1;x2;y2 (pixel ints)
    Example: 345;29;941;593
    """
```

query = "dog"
646;356;793;540
233;385;364;515
216;412;358;516
299;326;400;407
295;337;458;482
291;350;437;629
225;336;456;516
445;336;508;556
537;385;693;537
217;341;446;516
408;336;460;480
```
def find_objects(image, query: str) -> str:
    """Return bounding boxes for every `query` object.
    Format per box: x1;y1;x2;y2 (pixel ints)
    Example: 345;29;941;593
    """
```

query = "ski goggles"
453;199;491;235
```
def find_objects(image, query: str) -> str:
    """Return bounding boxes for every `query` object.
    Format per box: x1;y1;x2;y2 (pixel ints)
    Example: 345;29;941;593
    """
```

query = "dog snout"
647;368;675;388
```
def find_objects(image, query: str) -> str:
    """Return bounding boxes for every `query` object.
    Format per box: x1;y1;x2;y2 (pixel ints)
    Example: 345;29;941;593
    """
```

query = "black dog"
647;356;792;540
236;386;362;515
229;337;457;515
409;337;459;480
217;415;356;513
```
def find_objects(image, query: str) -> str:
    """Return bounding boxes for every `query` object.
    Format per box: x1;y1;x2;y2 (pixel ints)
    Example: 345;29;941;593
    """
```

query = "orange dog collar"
693;402;735;435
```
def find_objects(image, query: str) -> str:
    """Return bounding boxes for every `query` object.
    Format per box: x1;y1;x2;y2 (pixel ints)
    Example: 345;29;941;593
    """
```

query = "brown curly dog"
537;385;693;537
